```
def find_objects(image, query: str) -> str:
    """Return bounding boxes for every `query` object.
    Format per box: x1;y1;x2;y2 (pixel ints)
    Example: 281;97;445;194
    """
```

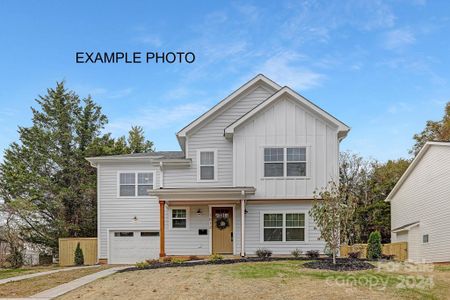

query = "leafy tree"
310;181;347;264
411;101;450;156
74;242;84;265
367;231;382;260
127;126;154;153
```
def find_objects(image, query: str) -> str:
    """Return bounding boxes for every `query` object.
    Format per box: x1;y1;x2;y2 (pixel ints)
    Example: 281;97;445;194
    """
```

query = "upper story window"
198;150;217;181
264;147;307;177
118;172;154;197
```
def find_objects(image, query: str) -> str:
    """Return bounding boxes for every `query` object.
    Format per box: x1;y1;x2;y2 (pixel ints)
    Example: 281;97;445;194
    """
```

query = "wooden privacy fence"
59;238;97;266
340;242;407;261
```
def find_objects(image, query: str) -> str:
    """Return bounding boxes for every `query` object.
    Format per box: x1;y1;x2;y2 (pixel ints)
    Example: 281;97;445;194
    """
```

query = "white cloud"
256;52;324;90
135;34;162;47
105;103;209;134
383;29;416;50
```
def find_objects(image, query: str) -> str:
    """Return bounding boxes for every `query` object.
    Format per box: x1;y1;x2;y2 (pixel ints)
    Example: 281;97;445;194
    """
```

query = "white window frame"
117;171;155;198
170;207;190;230
197;149;218;182
259;211;308;243
262;146;309;179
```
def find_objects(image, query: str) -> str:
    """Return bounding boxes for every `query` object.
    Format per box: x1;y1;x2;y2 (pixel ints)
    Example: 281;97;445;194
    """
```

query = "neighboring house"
86;74;350;264
387;142;450;263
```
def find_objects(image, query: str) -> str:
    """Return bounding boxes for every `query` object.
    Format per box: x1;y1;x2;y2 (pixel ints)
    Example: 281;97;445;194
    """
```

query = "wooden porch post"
159;200;166;257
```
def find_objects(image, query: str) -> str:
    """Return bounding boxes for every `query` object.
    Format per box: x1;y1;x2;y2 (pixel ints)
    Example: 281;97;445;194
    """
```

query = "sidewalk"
0;265;100;285
31;266;128;299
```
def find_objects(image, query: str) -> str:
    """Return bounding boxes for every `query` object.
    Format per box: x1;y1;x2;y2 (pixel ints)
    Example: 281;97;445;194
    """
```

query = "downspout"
159;161;164;188
240;190;246;257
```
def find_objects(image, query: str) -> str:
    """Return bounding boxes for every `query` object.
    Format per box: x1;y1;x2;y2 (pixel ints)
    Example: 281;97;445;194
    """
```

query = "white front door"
110;230;159;264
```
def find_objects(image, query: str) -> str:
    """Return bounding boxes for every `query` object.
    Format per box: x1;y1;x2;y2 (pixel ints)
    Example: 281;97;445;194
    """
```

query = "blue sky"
0;0;449;161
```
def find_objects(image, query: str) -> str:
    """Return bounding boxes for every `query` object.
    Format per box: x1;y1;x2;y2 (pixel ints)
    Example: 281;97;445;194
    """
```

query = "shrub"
74;243;84;266
348;251;360;259
209;253;224;262
145;259;160;265
135;261;150;269
255;249;272;259
6;248;24;268
170;257;187;264
291;248;302;258
306;250;320;259
367;231;382;260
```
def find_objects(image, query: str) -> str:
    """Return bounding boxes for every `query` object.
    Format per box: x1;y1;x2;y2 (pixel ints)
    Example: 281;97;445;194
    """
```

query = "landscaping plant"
74;242;84;265
255;249;272;259
367;231;382;260
306;250;320;259
291;248;302;258
209;253;224;262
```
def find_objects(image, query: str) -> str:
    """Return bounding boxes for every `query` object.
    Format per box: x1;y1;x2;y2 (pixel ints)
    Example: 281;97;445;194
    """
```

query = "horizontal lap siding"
234;97;339;198
391;145;450;262
245;202;325;254
164;86;274;188
98;162;160;259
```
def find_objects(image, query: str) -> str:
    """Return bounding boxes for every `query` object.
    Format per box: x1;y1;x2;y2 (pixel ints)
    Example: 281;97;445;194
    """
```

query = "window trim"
197;149;218;182
262;146;309;179
170;207;190;230
117;171;155;198
259;211;308;243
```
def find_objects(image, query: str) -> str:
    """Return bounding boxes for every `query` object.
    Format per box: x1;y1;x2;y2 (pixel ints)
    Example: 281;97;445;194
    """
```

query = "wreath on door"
215;216;230;230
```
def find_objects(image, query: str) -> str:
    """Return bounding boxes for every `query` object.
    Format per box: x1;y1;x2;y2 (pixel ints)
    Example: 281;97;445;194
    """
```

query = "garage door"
110;231;159;264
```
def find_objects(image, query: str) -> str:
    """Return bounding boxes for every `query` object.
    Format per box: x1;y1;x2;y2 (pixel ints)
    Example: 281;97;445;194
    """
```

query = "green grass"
226;260;439;300
0;266;59;280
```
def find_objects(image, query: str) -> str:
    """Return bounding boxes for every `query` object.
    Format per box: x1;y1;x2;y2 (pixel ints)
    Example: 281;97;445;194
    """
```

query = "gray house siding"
97;162;160;259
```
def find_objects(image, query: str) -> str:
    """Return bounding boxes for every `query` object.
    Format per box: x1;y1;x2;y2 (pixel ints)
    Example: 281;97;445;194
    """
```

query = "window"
119;172;154;197
264;148;284;177
262;212;306;242
423;234;429;243
171;208;188;229
198;150;216;181
141;232;159;237
286;213;305;241
263;214;283;241
264;147;307;177
114;232;134;237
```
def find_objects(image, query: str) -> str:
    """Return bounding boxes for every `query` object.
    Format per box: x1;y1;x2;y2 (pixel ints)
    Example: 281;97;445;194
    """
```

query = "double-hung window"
171;208;188;229
264;147;307;177
198;150;216;181
262;212;306;242
119;172;154;197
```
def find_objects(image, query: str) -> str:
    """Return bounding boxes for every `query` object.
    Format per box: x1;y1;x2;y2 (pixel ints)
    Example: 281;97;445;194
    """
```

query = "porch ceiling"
149;186;255;201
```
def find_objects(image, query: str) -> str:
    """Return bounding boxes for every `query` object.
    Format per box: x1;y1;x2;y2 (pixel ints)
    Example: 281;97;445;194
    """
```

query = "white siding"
245;201;325;254
98;162;160;259
234;96;339;198
164;85;274;187
391;145;450;262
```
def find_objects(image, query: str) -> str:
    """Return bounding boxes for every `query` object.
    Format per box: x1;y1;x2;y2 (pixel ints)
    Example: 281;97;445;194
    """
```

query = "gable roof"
224;86;350;140
386;141;450;201
176;74;281;150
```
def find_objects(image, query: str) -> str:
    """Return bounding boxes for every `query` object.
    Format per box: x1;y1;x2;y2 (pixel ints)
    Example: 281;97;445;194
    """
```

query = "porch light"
244;209;248;214
196;209;202;216
133;216;138;222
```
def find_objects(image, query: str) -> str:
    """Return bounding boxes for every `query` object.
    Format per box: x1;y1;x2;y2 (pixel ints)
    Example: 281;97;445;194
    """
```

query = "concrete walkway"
31;266;128;299
0;265;101;285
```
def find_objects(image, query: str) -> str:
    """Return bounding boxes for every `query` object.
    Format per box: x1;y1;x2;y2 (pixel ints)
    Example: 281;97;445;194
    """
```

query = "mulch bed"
303;259;375;271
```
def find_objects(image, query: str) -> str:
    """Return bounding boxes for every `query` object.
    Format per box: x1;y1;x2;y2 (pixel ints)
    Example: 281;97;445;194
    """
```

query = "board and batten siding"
391;145;450;262
234;96;339;198
163;85;274;188
244;202;324;254
97;162;160;259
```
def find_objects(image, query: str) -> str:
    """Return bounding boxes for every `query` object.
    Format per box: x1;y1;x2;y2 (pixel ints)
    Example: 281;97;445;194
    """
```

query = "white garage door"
110;230;159;264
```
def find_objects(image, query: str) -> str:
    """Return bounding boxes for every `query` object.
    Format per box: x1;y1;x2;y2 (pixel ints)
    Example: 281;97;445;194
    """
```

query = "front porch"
151;187;256;258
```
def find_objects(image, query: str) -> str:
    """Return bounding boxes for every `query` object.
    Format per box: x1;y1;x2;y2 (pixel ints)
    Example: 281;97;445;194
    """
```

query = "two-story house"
86;74;350;264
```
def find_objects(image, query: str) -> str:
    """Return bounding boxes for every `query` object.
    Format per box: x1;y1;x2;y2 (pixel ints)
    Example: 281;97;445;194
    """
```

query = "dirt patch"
59;261;400;300
303;259;375;271
0;265;112;298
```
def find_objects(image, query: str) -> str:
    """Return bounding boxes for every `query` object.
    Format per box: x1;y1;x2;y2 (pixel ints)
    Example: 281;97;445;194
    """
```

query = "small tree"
74;242;84;265
310;181;347;264
367;231;382;260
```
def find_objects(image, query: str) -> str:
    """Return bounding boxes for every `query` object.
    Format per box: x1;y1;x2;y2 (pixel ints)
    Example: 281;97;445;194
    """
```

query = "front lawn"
59;260;449;299
0;265;60;280
0;265;112;298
